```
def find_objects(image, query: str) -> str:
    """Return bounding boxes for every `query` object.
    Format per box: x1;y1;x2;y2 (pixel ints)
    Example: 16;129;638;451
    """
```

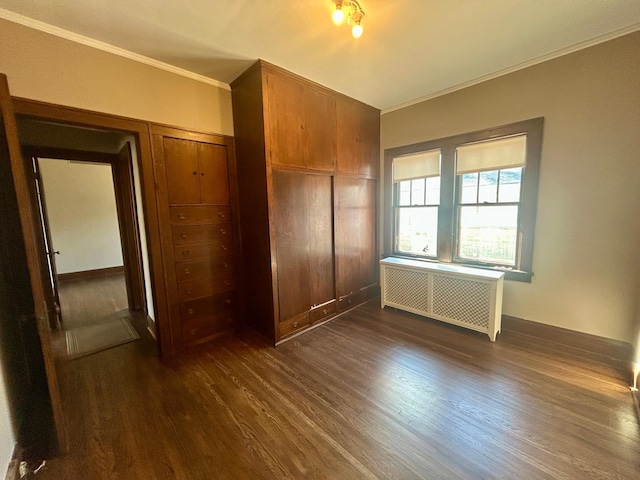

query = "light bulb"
332;7;344;25
352;22;363;38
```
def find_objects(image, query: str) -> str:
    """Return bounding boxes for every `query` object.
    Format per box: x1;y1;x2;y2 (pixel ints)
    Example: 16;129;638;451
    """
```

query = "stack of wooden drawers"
171;205;236;344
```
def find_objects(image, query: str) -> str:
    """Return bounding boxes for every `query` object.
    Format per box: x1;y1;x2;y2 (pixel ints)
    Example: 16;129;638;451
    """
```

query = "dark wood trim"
1;75;68;454
22;146;116;164
11;97;171;358
502;314;634;375
58;265;125;282
113;143;146;311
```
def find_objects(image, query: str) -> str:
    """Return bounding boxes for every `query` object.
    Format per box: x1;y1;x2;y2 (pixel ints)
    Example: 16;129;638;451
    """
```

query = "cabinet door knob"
322;309;328;315
220;229;226;234
225;298;232;304
223;262;229;268
181;234;187;238
218;212;225;218
188;308;194;314
184;269;190;275
221;245;227;251
181;250;189;256
293;322;299;328
224;281;230;286
178;214;186;220
192;171;198;175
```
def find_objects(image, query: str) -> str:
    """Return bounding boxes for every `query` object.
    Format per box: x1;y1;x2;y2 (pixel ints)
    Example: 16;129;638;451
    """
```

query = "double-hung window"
393;149;441;257
384;118;543;282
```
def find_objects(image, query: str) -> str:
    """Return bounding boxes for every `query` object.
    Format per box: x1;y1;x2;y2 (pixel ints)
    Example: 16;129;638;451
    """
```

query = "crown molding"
0;8;231;91
382;22;640;115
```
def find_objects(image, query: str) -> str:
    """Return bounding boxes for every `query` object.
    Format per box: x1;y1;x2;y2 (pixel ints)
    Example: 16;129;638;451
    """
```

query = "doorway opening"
16;118;155;358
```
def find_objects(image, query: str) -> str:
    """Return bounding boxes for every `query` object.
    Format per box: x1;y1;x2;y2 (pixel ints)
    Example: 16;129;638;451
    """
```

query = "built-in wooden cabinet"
231;60;379;344
265;71;337;171
151;126;240;352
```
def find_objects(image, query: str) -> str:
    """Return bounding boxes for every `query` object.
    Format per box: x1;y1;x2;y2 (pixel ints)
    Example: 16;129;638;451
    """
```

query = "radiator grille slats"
432;275;490;329
380;258;504;341
384;268;429;314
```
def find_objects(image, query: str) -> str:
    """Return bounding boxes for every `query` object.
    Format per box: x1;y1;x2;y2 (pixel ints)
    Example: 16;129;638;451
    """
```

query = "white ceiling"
1;1;639;111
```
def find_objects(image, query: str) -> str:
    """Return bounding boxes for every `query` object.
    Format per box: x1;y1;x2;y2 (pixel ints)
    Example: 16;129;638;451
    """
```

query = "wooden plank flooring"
39;300;639;479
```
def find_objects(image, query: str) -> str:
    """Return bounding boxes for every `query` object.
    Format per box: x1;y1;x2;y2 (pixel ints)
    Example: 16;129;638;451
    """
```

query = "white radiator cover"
380;257;505;341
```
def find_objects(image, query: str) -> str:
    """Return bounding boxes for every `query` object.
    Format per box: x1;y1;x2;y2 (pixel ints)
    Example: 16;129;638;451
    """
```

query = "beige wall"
381;32;640;343
0;18;233;135
39;159;124;274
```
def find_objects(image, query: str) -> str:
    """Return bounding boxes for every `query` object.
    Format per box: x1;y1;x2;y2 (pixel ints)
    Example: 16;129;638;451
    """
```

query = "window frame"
383;117;543;282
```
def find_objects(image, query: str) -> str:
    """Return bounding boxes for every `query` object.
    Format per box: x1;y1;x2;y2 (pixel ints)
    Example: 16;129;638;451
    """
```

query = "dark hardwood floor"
39;300;639;479
58;273;129;330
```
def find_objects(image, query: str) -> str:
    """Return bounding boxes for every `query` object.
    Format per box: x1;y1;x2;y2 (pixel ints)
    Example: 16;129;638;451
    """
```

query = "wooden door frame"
12;97;171;357
22;145;146;314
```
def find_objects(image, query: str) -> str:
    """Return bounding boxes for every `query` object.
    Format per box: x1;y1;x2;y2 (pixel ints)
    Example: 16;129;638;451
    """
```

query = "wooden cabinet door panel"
164;137;201;204
335;177;377;299
198;143;230;205
305;89;336;171
272;170;311;321
307;174;335;306
359;179;378;287
336;99;362;175
267;73;305;168
336;99;379;177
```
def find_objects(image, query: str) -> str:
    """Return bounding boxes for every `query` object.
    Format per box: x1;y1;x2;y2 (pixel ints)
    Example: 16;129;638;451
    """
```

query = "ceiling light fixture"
332;0;366;39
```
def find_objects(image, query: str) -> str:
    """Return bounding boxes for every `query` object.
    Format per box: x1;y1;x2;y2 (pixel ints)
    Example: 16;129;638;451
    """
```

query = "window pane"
460;173;478;204
411;178;425;206
498;168;522;203
458;205;518;265
396;206;438;256
478;170;498;203
425;176;440;205
398;180;411;206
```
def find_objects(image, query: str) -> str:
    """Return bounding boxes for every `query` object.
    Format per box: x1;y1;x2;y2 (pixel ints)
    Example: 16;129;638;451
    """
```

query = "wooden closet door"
307;174;334;306
334;176;377;307
272;170;311;321
164;138;201;204
305;89;336;172
266;73;305;168
198;143;230;205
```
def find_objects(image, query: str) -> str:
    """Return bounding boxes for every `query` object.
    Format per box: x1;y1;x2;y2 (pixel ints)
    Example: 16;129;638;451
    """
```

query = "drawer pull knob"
224;281;230;286
192;171;198;176
178;214;186;220
220;229;226;234
184;269;190;275
221;246;227;251
322;309;328;315
188;308;194;314
181;234;187;238
225;298;232;304
218;212;225;218
223;262;229;268
181;250;189;256
293;322;298;328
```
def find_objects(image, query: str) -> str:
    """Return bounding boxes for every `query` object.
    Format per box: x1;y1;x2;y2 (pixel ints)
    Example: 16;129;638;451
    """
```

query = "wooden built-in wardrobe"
151;126;241;352
231;60;380;344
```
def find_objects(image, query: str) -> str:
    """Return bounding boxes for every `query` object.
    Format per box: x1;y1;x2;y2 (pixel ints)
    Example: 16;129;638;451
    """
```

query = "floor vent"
380;257;504;341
